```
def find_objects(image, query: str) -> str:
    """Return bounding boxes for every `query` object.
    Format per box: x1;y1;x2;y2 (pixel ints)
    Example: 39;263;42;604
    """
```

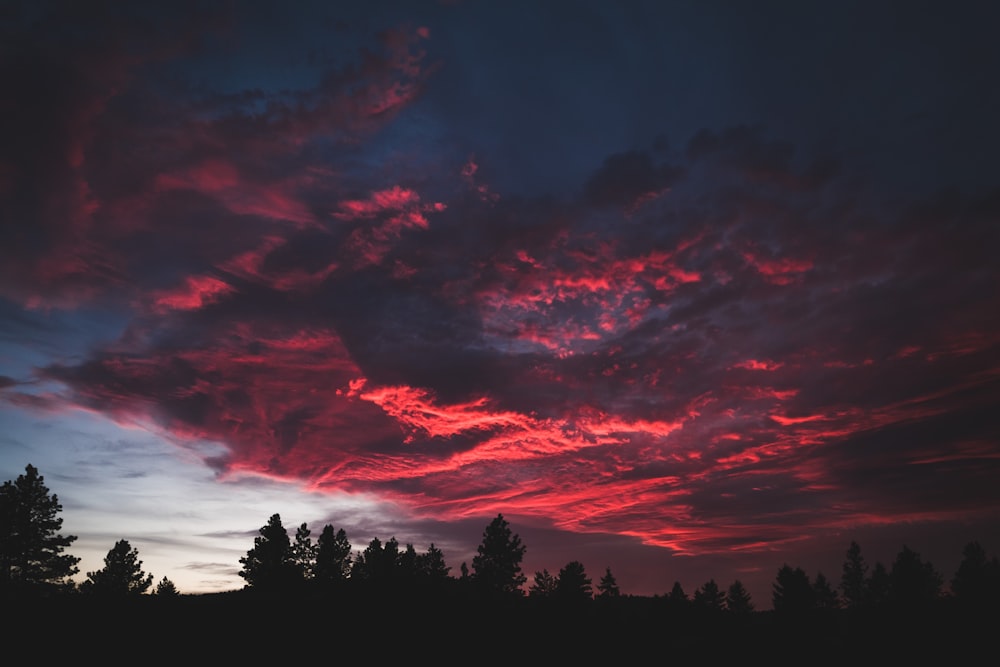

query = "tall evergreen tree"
399;543;420;581
352;536;402;584
725;580;754;614
313;525;352;584
529;569;558;598
0;464;80;594
772;564;814;613
471;514;526;596
82;539;153;596
952;540;1000;607
667;580;689;603
813;571;840;609
597;566;621;598
693;578;725;612
889;545;942;607
840;540;868;608
416;543;451;581
238;513;300;591
292;522;316;579
555;561;592;603
867;561;891;608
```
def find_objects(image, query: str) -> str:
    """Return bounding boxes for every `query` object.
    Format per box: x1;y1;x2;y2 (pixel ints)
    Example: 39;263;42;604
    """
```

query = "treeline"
3;463;1000;620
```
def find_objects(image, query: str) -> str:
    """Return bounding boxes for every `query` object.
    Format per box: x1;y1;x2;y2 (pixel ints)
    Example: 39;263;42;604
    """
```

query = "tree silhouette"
840;540;868;608
313;525;352;585
555;561;592;603
399;543;420;581
529;569;557;598
951;540;1000;608
0;464;80;594
418;543;451;581
238;513;300;592
292;523;316;580
888;545;942;608
693;578;725;612
352;536;403;584
82;539;153;596
154;576;179;597
471;514;526;596
772;564;814;613
867;561;891;608
725;580;754;614
812;571;839;609
597;566;621;598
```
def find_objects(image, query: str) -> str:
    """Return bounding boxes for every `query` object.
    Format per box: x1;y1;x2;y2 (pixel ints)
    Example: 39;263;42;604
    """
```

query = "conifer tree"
239;513;300;591
471;514;526;596
529;569;558;598
154;576;179;596
597;566;621;598
555;560;592;603
840;540;869;608
292;522;316;579
0;464;80;594
82;539;153;596
314;525;352;584
725;580;754;614
419;543;451;580
813;571;840;609
693;578;725;611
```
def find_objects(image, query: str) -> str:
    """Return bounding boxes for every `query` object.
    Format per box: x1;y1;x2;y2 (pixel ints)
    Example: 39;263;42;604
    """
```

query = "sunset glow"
1;0;998;606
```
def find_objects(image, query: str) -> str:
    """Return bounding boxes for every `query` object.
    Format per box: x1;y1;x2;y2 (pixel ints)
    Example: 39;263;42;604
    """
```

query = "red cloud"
150;275;235;313
334;186;446;267
742;249;813;285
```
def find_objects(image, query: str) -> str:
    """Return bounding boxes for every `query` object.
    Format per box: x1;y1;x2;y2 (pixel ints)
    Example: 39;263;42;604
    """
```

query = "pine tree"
154;576;179;597
725;579;754;614
314;525;352;585
555;561;592;603
667;580;689;603
840;540;868;608
693;578;725;612
82;539;153;596
0;464;80;594
665;580;690;615
471;514;526;596
238;513;300;592
292;522;316;579
597;566;621;598
867;561;890;608
952;540;1000;607
772;564;814;613
529;569;558;598
813;571;840;609
418;543;451;580
889;545;942;607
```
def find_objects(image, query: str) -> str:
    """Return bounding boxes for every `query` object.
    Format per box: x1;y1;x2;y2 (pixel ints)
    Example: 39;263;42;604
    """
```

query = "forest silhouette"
2;463;997;661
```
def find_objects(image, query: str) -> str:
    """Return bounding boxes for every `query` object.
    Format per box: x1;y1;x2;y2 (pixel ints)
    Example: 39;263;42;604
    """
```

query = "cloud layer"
2;1;998;595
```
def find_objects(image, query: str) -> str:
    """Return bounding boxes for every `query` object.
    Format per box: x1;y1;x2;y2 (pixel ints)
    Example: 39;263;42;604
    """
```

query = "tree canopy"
82;539;153;596
725;580;754;614
555;560;592;603
596;566;620;598
0;463;80;594
238;513;301;592
471;514;526;596
772;564;814;613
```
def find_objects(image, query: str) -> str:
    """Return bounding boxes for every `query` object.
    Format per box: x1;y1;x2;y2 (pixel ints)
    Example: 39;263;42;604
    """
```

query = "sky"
1;0;999;608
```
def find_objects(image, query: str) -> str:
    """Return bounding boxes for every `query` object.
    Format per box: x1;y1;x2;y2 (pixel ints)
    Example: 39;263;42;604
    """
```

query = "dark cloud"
582;150;685;210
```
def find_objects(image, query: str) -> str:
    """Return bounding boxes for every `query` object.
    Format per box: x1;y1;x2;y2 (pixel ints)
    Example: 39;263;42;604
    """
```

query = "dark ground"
9;591;996;663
